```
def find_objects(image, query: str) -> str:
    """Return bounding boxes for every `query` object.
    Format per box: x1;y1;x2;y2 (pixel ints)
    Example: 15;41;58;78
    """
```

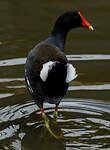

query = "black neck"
45;17;72;52
50;30;67;51
49;17;72;52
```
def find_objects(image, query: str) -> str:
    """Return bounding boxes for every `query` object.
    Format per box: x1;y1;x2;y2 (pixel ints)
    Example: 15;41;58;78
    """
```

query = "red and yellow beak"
78;11;94;31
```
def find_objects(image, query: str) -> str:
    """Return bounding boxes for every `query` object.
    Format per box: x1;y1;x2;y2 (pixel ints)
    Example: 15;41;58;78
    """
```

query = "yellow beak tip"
89;26;94;31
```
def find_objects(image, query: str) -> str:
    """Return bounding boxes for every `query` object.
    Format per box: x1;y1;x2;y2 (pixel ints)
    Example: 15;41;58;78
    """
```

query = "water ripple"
0;54;110;67
69;84;110;91
0;58;26;66
0;125;19;140
0;78;24;82
0;93;14;99
0;99;110;149
67;54;110;61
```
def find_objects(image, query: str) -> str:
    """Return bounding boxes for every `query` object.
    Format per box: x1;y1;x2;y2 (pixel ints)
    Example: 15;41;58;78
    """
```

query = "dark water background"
0;0;110;149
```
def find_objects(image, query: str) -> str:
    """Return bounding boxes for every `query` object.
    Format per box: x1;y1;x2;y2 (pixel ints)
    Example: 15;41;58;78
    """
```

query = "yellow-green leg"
53;105;58;118
41;108;76;140
41;108;61;139
41;108;49;128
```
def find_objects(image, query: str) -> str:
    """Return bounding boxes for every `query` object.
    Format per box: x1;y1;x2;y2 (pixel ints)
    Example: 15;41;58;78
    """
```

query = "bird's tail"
40;61;77;83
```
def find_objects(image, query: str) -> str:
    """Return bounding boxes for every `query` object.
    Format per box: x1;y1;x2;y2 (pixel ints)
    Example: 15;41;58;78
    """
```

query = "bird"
25;10;93;129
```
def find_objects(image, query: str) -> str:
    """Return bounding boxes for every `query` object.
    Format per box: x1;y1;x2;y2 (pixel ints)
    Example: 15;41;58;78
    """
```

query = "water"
0;99;110;149
0;0;110;149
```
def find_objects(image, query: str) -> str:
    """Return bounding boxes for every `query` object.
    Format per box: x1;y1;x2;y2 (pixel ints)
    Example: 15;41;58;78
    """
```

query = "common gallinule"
25;10;93;131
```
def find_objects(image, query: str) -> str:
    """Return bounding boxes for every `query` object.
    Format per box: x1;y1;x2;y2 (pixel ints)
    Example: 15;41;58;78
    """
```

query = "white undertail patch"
40;61;55;82
66;63;77;83
40;61;77;83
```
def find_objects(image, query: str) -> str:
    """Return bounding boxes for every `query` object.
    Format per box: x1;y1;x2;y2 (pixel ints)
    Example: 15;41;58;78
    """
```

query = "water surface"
0;0;110;149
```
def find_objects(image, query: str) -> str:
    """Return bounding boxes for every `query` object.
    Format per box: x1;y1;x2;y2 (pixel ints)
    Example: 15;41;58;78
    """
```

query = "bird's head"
52;10;94;34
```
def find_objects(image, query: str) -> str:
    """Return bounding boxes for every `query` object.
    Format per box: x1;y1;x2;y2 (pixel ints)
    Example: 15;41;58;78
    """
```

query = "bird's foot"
41;108;61;139
41;109;76;140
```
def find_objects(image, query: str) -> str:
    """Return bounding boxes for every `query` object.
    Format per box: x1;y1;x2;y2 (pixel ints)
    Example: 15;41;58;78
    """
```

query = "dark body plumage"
25;10;93;110
25;43;68;108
